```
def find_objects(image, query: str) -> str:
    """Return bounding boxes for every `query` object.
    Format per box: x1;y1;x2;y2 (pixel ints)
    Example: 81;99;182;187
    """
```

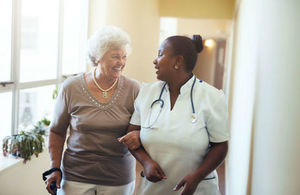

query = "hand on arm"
174;141;228;195
123;124;166;182
118;130;141;150
46;130;66;194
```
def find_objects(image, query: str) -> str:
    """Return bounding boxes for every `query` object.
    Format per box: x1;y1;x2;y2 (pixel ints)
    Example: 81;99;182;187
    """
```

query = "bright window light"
0;0;12;81
18;85;55;131
0;92;12;146
20;0;59;82
62;0;88;75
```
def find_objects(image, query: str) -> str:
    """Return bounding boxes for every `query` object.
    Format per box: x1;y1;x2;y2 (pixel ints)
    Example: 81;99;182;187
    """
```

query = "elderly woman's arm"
118;127;141;150
46;130;66;194
173;141;228;195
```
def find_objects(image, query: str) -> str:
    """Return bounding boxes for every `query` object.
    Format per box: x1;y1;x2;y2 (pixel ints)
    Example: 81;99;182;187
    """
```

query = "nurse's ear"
174;55;184;70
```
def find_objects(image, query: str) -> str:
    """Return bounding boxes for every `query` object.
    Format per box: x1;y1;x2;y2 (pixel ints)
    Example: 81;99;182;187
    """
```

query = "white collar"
165;75;196;94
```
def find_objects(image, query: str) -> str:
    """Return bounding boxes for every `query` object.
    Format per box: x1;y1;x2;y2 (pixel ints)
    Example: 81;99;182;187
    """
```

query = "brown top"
49;73;140;185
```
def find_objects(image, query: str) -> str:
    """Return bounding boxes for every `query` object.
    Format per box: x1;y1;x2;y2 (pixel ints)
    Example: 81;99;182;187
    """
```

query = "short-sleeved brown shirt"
49;74;140;186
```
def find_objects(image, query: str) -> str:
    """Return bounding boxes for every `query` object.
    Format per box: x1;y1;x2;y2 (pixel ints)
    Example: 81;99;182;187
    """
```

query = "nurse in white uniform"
120;35;230;195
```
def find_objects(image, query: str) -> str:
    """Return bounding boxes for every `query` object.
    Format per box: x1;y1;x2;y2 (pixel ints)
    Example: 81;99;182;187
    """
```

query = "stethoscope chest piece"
191;113;197;123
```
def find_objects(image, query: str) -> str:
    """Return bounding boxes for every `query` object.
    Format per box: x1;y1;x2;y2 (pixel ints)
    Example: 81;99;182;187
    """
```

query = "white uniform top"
130;76;230;195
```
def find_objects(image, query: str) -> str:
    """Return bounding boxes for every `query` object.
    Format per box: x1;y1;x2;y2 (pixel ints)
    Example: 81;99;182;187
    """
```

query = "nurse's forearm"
129;146;152;166
130;147;167;182
193;141;228;182
126;124;151;164
127;124;166;181
127;124;141;132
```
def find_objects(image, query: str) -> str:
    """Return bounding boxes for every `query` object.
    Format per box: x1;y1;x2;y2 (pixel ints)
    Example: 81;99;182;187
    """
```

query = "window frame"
0;0;90;136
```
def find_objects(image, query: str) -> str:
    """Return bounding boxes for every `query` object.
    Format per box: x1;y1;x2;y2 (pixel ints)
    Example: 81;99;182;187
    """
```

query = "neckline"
165;75;196;94
81;73;124;109
92;68;119;93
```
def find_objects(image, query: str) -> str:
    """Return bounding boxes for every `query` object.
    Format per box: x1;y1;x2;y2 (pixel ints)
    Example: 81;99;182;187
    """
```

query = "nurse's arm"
174;141;228;195
126;124;167;183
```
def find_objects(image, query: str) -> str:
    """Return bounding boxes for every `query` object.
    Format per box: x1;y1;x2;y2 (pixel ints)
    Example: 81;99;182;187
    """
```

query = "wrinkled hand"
143;159;167;182
173;173;199;195
45;171;61;194
118;130;141;150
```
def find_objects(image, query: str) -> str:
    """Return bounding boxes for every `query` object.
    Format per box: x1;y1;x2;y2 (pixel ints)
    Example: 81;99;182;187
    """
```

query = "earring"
174;65;179;70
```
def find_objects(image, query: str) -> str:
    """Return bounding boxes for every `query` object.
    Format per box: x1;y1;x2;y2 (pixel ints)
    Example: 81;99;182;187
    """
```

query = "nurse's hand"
118;130;141;150
173;173;199;195
143;159;167;182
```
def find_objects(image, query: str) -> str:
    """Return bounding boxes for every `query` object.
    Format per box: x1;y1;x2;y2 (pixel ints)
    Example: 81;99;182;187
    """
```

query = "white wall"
227;0;300;194
251;0;300;194
226;0;259;194
0;151;50;195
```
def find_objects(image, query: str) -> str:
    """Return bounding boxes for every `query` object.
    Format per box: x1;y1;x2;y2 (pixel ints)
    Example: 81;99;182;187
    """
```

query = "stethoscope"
143;76;197;129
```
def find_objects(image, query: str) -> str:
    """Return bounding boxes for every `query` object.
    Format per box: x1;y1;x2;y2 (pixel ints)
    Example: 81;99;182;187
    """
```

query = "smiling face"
153;41;177;81
99;47;127;80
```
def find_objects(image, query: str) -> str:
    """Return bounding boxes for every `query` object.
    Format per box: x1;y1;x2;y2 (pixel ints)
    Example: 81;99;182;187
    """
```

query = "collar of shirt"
165;75;196;95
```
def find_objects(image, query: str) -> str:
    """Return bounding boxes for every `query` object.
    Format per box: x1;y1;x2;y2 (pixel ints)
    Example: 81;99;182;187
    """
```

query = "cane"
42;168;62;195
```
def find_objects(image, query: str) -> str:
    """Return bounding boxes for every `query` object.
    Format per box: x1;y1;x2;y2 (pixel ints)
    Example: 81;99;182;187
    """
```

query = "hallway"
0;0;300;194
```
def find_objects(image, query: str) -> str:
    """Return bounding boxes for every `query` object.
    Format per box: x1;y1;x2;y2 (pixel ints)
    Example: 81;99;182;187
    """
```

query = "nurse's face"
153;41;176;81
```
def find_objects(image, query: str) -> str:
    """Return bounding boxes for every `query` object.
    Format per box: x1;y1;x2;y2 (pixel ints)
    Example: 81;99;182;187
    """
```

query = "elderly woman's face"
99;47;127;79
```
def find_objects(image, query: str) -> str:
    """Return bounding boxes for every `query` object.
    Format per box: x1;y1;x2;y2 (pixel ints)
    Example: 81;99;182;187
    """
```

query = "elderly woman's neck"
94;68;118;86
167;73;193;94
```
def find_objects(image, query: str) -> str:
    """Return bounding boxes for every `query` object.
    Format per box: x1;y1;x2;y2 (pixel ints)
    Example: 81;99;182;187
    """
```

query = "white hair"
87;26;131;66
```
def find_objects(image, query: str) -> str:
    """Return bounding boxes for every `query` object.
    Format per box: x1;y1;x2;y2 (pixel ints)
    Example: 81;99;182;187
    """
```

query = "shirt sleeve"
49;84;70;135
206;92;230;143
129;84;144;126
129;96;141;126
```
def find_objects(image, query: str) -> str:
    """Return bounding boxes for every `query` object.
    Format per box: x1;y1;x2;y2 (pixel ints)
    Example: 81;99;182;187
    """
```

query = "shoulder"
198;81;225;105
121;75;141;91
137;81;164;97
61;74;83;94
141;80;163;90
62;74;82;88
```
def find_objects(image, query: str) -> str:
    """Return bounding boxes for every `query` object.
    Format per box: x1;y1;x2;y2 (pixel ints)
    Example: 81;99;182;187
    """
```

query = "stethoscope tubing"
145;76;197;128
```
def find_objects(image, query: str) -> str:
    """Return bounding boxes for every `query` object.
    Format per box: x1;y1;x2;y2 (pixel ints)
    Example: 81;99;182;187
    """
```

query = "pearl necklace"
92;68;118;98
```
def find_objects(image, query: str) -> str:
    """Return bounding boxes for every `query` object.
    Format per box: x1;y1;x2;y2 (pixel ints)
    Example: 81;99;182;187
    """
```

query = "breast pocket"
179;115;209;149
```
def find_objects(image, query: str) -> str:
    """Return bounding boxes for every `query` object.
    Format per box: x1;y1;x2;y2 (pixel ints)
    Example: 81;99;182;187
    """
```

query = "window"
0;0;12;81
0;0;89;145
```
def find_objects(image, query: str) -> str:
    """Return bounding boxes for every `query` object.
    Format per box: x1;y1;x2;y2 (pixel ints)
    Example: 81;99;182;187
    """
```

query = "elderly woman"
120;35;230;195
45;26;139;195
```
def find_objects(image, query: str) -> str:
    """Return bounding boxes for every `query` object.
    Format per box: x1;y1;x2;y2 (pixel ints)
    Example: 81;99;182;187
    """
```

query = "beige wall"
177;18;232;39
177;18;232;87
89;0;160;83
159;0;235;19
193;43;217;85
227;0;300;194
